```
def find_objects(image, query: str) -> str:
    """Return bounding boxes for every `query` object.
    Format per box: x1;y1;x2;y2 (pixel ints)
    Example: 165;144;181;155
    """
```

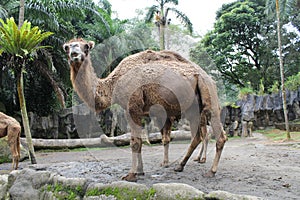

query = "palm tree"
265;0;298;140
0;18;53;163
145;0;193;50
0;0;112;109
18;0;24;27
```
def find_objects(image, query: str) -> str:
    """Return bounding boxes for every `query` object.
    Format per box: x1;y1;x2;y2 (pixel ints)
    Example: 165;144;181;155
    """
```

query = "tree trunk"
276;0;291;140
159;23;165;50
21;130;192;150
18;0;25;28
17;70;37;164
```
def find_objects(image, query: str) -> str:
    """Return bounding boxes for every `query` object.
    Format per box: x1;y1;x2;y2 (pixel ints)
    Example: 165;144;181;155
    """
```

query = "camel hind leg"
7;123;21;170
204;127;226;177
193;115;209;163
160;117;173;167
174;110;206;172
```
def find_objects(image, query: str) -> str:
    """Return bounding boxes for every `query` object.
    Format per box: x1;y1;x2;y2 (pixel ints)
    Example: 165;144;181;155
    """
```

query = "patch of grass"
86;187;156;200
44;183;84;200
0;156;11;164
256;128;300;141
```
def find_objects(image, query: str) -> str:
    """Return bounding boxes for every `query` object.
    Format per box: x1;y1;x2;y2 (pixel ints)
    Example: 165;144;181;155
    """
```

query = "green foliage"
0;17;53;58
256;128;300;141
45;183;84;200
285;72;300;91
238;86;254;99
191;0;300;102
86;187;156;200
268;81;280;94
258;79;265;96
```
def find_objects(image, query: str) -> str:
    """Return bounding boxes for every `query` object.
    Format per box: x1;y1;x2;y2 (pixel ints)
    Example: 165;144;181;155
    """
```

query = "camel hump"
134;50;190;64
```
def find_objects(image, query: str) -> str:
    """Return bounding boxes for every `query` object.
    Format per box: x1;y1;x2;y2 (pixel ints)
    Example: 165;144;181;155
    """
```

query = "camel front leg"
122;105;144;182
122;129;144;182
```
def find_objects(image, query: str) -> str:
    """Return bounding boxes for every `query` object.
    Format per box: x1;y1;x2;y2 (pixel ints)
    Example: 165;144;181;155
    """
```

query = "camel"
0;112;21;170
63;38;227;181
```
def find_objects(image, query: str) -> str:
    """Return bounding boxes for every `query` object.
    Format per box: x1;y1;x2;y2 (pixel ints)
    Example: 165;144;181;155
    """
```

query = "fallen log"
20;130;192;150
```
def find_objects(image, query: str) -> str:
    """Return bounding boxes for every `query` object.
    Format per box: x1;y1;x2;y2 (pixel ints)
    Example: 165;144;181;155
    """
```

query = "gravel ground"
1;133;299;199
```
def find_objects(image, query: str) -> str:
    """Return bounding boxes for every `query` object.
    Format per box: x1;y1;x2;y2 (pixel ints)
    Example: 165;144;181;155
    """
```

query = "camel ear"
88;41;95;50
63;44;69;52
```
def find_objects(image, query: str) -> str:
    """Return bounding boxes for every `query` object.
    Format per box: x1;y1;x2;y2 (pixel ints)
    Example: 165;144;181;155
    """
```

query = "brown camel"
0;112;21;170
63;38;226;181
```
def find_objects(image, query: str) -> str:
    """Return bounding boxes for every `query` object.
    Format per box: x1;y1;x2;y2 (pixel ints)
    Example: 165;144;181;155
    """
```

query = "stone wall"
28;88;300;139
222;87;300;136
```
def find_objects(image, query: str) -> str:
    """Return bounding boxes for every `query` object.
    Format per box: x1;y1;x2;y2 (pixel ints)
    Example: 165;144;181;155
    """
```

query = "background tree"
145;0;193;50
0;18;53;163
265;0;299;139
191;0;300;102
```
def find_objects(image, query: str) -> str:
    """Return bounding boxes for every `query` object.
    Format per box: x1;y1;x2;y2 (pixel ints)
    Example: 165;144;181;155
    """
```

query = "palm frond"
25;1;60;31
0;5;8;19
164;0;178;6
145;5;159;23
167;8;193;33
0;17;53;57
265;0;297;18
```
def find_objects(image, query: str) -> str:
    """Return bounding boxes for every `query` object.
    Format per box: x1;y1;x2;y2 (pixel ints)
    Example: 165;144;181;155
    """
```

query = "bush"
285;72;300;91
238;87;254;99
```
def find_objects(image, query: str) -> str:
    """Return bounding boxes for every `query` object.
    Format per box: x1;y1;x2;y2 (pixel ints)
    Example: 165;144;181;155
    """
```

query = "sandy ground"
1;133;299;199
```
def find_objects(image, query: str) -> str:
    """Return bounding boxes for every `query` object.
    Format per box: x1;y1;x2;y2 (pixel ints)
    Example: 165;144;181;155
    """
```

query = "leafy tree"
145;0;193;50
193;0;300;100
0;17;53;163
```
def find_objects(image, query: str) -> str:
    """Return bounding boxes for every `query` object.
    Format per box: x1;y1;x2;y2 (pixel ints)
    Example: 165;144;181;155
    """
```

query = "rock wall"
28;88;300;139
222;87;300;136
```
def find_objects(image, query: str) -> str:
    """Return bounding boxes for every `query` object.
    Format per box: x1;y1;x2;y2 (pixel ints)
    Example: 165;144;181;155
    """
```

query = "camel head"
63;38;95;65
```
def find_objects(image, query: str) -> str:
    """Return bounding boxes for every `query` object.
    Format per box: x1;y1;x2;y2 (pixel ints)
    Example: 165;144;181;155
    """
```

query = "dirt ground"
1;132;299;199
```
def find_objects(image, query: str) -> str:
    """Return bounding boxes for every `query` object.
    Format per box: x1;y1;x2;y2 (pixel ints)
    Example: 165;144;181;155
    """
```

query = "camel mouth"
70;52;81;61
71;52;79;58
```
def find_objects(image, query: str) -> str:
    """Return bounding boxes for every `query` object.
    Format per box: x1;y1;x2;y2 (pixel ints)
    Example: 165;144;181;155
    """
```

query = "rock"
87;181;150;199
0;136;28;165
206;190;264;200
8;168;52;200
9;179;39;200
3;168;264;200
0;174;8;199
152;183;205;200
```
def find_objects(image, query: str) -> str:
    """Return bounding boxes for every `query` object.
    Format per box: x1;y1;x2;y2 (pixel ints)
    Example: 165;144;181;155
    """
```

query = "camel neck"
70;56;112;113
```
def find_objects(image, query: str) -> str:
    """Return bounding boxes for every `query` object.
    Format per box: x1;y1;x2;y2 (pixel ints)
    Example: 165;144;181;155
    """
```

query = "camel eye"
84;44;90;51
63;44;69;52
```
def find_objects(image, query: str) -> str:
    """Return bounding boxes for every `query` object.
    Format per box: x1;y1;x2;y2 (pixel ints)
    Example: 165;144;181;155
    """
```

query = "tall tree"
265;0;298;140
145;0;193;50
0;18;53;163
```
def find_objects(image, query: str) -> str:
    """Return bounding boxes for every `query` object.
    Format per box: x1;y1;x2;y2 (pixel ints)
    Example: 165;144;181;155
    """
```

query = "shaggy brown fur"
0;112;21;170
63;38;226;181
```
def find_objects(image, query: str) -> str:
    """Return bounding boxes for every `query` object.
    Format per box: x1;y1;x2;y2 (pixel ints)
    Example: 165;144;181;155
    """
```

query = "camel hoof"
193;157;200;162
174;164;184;172
122;173;137;182
199;158;206;164
136;172;145;176
160;162;169;168
203;170;216;178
